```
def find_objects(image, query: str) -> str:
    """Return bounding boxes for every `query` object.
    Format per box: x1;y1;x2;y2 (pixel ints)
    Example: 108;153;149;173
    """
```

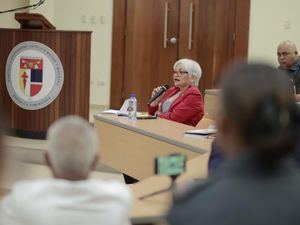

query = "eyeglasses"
173;70;189;76
277;51;292;57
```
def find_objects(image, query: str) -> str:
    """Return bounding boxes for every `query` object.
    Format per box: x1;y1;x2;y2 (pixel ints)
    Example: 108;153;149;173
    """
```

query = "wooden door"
111;0;180;111
179;0;250;93
110;0;250;110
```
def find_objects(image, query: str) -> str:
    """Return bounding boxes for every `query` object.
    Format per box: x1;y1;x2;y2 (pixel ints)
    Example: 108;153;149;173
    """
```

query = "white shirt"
0;179;132;225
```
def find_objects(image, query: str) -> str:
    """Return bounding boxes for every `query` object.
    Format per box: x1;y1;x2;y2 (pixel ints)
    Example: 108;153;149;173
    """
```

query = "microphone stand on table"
139;175;178;200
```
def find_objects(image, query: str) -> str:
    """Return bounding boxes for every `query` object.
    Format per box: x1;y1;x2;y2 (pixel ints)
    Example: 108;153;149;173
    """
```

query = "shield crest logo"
19;57;43;97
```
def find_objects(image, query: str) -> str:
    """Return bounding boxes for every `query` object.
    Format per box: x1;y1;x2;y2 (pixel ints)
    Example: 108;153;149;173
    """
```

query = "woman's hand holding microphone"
148;84;169;107
149;86;167;107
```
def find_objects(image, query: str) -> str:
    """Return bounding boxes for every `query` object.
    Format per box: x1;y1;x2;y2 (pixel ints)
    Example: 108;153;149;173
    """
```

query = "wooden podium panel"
94;114;212;180
0;28;91;138
15;13;56;30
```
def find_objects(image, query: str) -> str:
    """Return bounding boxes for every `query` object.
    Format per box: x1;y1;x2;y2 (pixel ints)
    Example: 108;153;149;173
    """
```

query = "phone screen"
155;154;186;176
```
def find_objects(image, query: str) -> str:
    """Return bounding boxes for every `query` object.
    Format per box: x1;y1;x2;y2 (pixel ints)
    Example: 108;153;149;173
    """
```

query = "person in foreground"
148;58;204;126
208;135;300;172
277;40;300;101
167;63;300;225
0;116;132;225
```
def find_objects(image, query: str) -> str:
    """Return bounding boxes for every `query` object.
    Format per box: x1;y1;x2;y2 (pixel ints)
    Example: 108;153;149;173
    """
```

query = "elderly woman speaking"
148;58;204;126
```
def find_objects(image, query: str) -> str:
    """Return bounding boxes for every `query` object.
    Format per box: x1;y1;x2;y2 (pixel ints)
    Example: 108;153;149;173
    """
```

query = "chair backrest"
203;89;220;120
196;117;216;129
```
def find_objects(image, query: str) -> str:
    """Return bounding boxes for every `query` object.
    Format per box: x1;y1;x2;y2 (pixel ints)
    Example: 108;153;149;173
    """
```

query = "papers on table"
100;99;130;116
99;110;156;119
184;128;217;135
98;98;156;119
101;109;128;116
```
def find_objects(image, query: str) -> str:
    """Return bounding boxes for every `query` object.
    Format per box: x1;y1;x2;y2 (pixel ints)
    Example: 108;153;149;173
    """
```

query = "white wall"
29;0;55;25
248;0;300;66
1;0;113;107
3;0;300;107
0;0;29;28
54;0;113;106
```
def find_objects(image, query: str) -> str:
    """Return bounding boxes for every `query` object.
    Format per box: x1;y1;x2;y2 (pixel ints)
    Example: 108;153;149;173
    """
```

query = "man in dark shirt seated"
277;40;300;102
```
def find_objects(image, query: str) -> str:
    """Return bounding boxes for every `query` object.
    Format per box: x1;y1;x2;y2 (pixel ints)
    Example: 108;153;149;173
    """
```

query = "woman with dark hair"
167;63;300;225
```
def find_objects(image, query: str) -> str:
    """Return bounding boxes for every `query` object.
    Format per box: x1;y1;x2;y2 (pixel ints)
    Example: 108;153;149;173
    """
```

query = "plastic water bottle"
128;93;137;120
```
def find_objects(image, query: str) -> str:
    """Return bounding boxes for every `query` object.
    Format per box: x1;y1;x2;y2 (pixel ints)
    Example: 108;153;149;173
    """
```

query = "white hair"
47;115;98;176
173;58;202;86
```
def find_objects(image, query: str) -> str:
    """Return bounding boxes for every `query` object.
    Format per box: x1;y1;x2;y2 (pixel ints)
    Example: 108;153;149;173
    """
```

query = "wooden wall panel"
179;0;250;92
110;0;127;109
123;0;179;110
0;28;91;134
234;0;250;59
212;0;236;86
110;0;250;110
179;0;217;93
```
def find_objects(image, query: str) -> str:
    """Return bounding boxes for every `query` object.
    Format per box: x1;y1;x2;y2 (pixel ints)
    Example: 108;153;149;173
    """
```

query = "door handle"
170;37;177;44
163;1;169;48
188;2;194;50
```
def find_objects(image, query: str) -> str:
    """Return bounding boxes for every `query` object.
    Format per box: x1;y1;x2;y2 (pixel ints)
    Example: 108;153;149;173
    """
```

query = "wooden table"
94;114;212;180
1;114;213;224
94;114;213;224
131;153;211;224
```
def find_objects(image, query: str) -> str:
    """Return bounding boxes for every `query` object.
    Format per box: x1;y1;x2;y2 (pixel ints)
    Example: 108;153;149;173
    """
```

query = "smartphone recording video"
155;154;186;176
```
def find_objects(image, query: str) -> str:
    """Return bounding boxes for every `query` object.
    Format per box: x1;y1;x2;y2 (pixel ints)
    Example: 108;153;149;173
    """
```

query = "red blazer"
148;86;204;126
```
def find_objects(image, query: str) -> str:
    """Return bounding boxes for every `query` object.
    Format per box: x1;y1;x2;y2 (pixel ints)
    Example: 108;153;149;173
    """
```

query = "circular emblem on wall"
5;41;64;110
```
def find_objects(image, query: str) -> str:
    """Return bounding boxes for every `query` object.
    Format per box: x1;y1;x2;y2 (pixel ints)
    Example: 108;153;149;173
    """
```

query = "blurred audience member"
167;63;300;225
0;116;132;225
207;138;225;171
277;40;300;101
209;138;300;173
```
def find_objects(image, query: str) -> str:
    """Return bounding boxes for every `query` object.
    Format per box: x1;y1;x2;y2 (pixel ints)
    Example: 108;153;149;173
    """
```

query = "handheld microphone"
148;84;169;105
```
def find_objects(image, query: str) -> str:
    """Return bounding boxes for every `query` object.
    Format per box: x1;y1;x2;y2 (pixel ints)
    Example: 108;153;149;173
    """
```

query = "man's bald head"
277;40;298;69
